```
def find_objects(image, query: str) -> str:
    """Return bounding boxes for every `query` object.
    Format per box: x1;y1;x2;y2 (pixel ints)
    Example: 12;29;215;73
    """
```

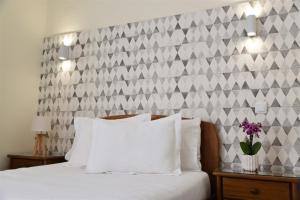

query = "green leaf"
252;142;262;155
240;142;251;155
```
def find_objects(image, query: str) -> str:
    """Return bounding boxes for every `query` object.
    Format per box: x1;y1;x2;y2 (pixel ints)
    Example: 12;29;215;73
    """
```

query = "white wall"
46;0;244;35
0;1;3;106
0;0;47;170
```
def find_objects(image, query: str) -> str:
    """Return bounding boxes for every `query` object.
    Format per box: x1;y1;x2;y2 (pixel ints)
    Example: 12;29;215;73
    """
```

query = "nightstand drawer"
223;177;290;200
10;159;44;169
8;153;66;169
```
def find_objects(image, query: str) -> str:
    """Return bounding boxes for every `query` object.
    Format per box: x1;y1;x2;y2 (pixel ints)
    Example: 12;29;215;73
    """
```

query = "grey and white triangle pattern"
39;0;300;172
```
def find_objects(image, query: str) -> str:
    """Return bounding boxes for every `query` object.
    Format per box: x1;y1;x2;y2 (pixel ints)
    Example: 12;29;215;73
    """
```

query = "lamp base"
33;134;48;156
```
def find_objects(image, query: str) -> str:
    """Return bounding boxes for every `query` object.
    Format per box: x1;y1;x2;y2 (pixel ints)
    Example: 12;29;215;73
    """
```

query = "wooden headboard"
102;114;220;197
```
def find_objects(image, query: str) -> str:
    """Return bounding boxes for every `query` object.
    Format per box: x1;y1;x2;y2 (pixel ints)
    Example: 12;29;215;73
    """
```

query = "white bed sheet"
0;163;210;200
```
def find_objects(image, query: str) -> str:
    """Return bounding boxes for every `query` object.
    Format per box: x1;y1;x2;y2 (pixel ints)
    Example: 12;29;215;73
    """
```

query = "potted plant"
239;119;262;172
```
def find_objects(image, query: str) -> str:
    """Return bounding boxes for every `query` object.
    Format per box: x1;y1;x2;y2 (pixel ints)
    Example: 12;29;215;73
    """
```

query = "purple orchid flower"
239;119;262;138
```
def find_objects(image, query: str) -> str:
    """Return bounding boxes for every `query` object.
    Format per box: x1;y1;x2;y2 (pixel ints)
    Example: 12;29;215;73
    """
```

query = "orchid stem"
250;135;253;155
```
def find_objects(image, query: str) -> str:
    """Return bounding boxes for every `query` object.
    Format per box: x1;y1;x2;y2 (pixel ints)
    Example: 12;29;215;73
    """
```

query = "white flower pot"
241;154;258;172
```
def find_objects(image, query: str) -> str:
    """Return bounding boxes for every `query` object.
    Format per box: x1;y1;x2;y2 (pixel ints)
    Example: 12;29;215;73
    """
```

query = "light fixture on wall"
58;35;74;72
246;15;257;37
58;44;71;72
58;45;69;60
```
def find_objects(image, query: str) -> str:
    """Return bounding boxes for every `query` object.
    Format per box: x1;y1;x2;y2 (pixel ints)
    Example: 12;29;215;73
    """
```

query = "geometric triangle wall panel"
39;0;300;172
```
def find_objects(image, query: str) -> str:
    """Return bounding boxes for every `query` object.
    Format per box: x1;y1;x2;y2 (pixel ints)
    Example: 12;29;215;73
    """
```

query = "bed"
0;115;220;200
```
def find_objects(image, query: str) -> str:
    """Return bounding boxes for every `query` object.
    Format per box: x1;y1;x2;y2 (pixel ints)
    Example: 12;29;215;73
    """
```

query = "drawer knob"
249;188;260;195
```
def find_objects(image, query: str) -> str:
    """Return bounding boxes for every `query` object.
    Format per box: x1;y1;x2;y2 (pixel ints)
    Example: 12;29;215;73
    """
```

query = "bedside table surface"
7;153;65;160
214;168;300;182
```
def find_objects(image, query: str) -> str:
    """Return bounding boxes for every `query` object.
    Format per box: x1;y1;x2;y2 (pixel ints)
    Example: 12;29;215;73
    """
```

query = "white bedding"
0;164;210;200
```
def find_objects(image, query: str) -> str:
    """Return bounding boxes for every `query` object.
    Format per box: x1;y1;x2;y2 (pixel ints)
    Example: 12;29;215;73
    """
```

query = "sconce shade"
247;15;256;37
32;116;51;134
58;45;69;60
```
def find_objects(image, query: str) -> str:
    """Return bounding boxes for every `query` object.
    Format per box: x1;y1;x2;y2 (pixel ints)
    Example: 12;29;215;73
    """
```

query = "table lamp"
32;116;51;156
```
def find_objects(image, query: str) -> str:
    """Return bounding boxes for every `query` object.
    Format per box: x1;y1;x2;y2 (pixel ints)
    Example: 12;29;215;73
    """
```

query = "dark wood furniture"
214;169;300;200
7;153;65;169
103;114;220;198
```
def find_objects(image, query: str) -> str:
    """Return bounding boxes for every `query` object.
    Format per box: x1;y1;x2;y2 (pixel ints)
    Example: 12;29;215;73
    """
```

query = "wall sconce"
246;15;256;37
58;36;73;72
58;45;69;60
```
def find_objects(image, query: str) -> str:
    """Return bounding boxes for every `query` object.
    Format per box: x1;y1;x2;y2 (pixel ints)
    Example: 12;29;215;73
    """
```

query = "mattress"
0;163;210;200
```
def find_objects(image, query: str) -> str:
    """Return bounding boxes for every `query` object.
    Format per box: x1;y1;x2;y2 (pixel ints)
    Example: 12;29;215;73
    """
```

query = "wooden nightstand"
7;153;66;169
213;169;300;200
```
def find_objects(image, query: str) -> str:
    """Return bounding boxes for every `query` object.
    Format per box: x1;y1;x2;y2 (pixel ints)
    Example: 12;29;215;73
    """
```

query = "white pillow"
65;150;72;161
152;113;182;173
181;118;201;171
86;113;182;175
66;114;152;168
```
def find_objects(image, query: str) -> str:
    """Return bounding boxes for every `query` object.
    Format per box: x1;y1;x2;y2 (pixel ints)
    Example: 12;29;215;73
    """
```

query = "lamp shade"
32;116;51;133
58;45;69;60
